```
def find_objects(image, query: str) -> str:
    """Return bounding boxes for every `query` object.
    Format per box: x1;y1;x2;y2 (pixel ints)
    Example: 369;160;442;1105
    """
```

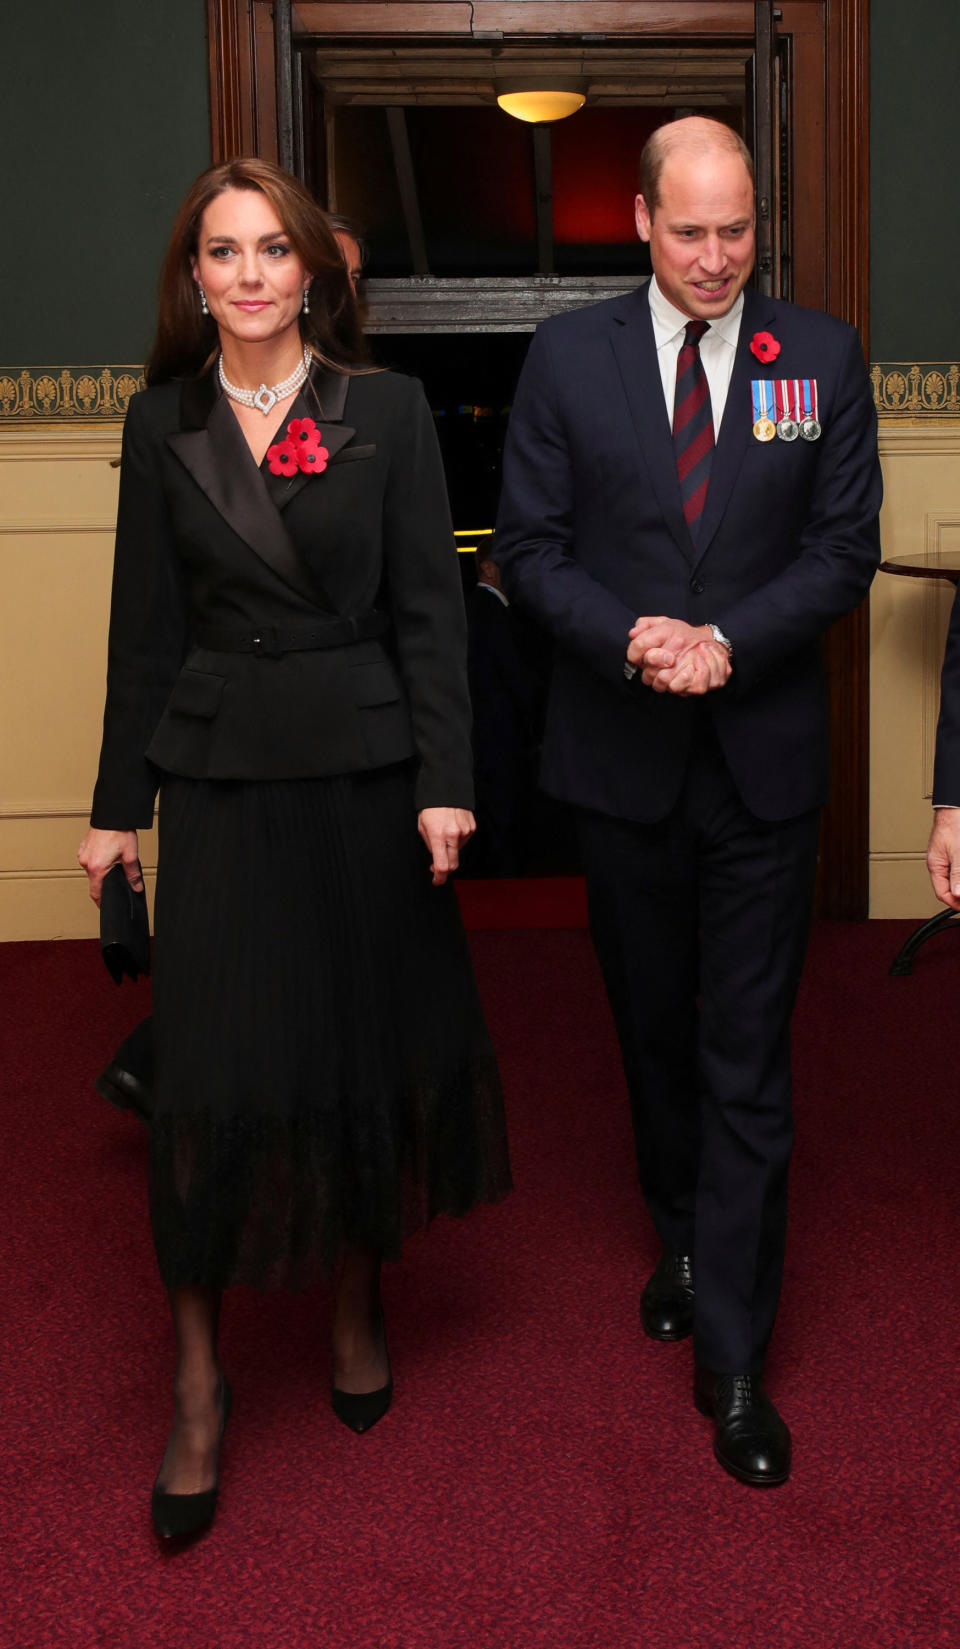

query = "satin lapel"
263;364;356;513
166;380;326;607
609;284;694;564
692;285;775;567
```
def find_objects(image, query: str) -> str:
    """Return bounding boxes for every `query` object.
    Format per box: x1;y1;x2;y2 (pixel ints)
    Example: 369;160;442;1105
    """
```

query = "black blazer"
494;282;883;824
91;364;473;828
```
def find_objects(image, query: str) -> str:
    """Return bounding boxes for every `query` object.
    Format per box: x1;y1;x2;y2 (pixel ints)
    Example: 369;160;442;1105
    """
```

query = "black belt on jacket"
193;612;389;658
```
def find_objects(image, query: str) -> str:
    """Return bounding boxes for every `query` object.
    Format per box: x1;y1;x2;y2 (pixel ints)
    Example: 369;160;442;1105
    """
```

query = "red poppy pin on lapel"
750;331;781;364
267;417;329;477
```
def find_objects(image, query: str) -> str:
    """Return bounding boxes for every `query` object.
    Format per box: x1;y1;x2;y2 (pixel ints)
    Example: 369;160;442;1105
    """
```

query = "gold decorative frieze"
4;359;960;422
871;362;960;418
0;366;144;425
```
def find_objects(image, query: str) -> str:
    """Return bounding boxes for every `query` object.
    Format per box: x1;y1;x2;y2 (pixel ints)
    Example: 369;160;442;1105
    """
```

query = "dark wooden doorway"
207;0;871;917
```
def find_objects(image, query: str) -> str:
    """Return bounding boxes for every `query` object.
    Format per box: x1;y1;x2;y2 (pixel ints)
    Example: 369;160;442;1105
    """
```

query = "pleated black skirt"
149;763;511;1291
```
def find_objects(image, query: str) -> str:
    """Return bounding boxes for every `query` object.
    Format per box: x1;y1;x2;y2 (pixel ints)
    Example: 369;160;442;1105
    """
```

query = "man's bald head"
639;117;755;220
634;116;756;321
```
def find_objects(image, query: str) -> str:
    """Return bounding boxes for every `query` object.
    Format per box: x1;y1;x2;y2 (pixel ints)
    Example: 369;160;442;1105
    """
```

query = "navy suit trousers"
577;709;820;1373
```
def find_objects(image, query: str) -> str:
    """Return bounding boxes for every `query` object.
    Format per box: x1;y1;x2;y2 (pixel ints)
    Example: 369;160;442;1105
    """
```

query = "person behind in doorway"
327;212;365;298
466;553;552;876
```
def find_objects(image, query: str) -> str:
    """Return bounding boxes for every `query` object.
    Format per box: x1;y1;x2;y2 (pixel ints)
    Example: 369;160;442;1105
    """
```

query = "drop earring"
198;284;209;316
302;286;310;315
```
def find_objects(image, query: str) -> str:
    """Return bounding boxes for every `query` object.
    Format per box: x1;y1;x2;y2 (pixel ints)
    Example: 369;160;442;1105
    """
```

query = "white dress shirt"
647;275;744;438
621;278;744;680
477;580;510;609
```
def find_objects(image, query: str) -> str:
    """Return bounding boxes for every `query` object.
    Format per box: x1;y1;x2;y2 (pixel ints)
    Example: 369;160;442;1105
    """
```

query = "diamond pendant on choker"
219;346;311;415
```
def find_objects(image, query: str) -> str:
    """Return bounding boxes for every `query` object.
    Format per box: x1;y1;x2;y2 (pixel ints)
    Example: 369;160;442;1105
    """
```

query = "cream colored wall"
0;428;157;941
1;421;957;938
870;424;960;916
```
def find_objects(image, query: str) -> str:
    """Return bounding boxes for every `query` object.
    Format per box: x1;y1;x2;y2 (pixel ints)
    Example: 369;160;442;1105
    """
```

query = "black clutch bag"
99;862;151;984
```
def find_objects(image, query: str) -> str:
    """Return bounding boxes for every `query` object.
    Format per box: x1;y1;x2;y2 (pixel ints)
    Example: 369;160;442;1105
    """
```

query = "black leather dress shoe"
694;1366;791;1486
640;1250;694;1341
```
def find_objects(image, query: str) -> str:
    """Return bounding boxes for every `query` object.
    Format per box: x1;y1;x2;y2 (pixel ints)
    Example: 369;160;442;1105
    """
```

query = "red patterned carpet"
1;918;958;1648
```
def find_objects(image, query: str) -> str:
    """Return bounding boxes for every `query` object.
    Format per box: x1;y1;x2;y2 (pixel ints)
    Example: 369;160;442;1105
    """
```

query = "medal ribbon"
799;379;819;422
751;380;774;424
774;380;802;425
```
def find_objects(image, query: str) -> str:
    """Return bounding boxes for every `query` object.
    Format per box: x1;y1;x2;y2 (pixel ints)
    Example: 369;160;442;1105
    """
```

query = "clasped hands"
626;616;732;696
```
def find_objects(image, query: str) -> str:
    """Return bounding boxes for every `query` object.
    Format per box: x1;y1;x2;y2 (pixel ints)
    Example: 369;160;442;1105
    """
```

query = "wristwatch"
707;622;733;658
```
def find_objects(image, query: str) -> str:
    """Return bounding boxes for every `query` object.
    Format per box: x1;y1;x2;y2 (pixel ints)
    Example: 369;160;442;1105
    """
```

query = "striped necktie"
673;320;714;539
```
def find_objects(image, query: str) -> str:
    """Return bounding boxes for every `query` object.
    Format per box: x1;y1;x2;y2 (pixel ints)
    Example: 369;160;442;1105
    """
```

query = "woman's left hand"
418;807;476;886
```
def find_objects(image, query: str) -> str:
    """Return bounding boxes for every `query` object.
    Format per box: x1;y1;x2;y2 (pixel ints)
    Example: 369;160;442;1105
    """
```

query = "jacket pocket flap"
167;669;225;718
350;660;401;707
330;443;377;465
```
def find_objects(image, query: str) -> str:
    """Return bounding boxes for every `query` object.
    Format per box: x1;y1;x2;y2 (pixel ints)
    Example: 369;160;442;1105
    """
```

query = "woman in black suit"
78;159;511;1540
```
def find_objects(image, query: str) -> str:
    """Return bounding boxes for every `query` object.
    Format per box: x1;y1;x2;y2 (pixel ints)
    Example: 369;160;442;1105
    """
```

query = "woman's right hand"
77;828;143;907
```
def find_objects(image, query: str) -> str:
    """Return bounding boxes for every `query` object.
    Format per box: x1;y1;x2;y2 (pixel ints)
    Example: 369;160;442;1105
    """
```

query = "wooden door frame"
206;0;871;918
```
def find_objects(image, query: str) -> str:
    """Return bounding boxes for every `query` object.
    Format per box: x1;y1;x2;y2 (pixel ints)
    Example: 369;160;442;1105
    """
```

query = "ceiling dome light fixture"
496;78;586;124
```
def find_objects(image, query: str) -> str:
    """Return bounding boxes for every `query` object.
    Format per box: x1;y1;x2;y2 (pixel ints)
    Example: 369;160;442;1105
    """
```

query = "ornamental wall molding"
871;362;960;418
0;366;145;424
4;358;960;423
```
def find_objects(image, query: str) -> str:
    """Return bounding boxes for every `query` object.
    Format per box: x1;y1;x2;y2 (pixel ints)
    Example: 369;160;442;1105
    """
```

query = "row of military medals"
752;379;821;443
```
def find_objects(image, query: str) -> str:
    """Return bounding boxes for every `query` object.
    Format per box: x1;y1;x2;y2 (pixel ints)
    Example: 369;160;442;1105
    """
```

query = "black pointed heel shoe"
331;1317;392;1434
151;1376;233;1540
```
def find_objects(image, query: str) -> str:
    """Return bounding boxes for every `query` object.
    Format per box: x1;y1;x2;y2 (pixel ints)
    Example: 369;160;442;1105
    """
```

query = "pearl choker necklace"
218;346;311;415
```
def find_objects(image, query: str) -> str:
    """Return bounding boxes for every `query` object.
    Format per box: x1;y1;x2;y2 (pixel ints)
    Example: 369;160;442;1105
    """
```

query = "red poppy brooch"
267;417;329;478
750;330;781;364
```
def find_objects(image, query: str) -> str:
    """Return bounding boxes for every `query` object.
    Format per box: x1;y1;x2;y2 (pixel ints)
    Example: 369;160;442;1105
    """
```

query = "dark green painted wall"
2;3;956;369
870;0;960;361
1;1;210;365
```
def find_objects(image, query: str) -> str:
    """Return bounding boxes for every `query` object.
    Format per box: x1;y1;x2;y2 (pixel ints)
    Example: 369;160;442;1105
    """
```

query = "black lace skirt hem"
149;1057;511;1292
149;767;512;1292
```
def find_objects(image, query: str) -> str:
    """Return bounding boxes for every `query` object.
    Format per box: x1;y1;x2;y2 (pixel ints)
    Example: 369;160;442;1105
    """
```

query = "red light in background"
552;109;662;243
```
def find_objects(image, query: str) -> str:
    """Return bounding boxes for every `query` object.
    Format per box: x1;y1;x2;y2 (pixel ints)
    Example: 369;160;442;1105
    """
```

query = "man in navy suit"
927;590;960;907
495;117;881;1484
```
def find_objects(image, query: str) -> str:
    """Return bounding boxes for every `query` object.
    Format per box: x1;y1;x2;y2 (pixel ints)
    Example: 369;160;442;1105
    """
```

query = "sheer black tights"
330;1248;390;1395
155;1252;388;1493
154;1287;224;1498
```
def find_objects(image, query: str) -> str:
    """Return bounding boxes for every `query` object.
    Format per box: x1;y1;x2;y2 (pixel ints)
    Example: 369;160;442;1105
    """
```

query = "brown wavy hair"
146;158;368;385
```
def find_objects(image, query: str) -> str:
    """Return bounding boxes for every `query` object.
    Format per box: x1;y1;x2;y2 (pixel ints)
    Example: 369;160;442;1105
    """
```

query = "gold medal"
753;417;776;443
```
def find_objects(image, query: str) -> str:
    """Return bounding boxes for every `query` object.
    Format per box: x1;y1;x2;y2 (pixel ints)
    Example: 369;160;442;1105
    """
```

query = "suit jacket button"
690;578;705;594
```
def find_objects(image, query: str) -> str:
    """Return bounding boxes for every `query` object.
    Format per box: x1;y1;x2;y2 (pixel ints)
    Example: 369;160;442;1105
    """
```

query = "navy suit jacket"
91;364;473;829
933;585;960;804
494;281;882;823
